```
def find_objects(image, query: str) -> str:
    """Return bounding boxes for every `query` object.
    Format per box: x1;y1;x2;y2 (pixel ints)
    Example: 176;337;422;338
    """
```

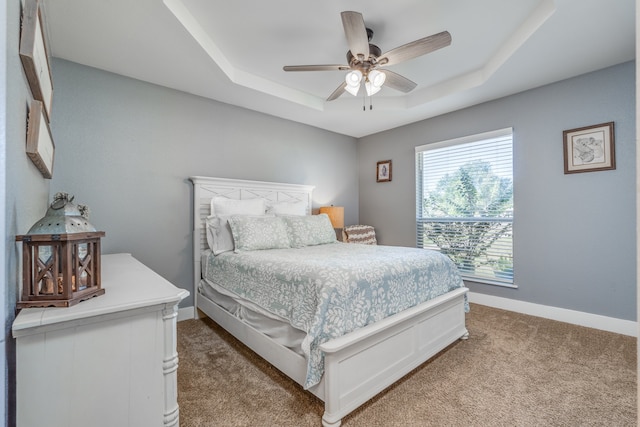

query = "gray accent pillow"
282;214;337;248
228;216;291;252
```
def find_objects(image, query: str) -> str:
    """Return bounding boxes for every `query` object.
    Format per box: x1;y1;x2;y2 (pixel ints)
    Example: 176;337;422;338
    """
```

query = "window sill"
461;276;518;289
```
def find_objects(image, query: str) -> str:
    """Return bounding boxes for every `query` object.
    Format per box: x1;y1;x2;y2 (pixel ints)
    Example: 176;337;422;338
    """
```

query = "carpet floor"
177;303;636;426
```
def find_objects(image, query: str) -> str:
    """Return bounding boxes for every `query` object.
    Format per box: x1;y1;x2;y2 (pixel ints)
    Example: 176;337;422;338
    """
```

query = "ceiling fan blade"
381;70;417;93
379;31;451;67
283;65;350;72
341;11;369;60
326;82;347;101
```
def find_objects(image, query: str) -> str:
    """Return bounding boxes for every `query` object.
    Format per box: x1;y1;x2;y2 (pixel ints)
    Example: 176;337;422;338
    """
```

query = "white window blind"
415;128;514;286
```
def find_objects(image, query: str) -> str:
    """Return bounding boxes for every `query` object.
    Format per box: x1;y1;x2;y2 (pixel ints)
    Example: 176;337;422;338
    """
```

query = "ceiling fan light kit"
283;11;451;104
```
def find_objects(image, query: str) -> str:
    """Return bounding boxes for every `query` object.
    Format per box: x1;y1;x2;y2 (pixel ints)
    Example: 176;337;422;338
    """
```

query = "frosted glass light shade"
365;70;386;96
369;70;386;87
345;70;362;96
345;84;359;96
365;81;381;96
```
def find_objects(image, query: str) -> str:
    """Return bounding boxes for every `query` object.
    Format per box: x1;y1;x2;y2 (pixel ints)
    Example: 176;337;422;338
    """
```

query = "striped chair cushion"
343;225;377;245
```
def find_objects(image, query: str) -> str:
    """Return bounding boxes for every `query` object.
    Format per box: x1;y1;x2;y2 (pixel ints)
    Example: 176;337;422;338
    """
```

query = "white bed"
190;176;469;427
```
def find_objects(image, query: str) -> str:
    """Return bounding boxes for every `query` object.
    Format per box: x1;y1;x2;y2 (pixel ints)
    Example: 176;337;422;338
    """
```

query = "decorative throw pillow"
228;216;291;252
207;214;277;254
210;197;266;216
282;214;337;248
344;225;377;245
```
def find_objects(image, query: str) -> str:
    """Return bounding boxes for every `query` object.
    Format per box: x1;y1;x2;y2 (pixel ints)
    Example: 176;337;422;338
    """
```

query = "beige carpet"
177;304;636;426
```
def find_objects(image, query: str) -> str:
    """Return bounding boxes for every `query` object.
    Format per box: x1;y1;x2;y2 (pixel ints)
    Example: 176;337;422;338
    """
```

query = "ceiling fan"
283;11;452;101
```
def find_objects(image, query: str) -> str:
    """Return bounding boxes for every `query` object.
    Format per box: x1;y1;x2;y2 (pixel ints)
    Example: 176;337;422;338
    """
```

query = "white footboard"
197;286;468;427
319;287;468;427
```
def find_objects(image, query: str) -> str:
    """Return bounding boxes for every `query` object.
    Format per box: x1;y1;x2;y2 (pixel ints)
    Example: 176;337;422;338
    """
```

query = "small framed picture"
26;100;55;179
20;0;54;121
563;122;615;174
376;160;392;182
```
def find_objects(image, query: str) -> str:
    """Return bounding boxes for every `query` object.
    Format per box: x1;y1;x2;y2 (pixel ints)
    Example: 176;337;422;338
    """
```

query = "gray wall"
358;61;636;321
49;59;359;308
4;0;53;425
48;59;637;321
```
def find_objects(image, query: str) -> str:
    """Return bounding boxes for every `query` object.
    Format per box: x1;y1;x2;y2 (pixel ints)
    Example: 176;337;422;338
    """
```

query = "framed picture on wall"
20;0;54;121
563;122;615;174
26;100;55;179
376;160;392;182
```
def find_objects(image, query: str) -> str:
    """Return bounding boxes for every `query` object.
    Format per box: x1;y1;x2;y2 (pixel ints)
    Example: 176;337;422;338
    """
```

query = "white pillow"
205;215;234;255
210;197;266;216
266;200;307;216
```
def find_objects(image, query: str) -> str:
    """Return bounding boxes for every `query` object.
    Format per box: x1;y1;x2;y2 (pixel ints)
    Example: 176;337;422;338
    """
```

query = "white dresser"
12;253;189;427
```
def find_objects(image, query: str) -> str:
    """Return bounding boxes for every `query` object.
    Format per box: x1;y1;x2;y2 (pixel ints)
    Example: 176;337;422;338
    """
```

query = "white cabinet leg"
163;304;180;427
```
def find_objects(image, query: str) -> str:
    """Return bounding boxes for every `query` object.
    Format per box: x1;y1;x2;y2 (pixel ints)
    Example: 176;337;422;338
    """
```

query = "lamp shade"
319;206;344;229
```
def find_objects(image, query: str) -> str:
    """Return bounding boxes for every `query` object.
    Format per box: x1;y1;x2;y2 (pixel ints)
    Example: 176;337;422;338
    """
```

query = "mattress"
201;243;466;389
198;277;307;356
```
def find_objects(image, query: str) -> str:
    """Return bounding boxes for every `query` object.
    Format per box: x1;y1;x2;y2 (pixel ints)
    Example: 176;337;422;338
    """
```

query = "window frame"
415;127;515;288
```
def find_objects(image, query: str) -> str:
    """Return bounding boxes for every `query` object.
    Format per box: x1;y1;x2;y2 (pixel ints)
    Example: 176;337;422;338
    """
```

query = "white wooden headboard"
189;176;315;315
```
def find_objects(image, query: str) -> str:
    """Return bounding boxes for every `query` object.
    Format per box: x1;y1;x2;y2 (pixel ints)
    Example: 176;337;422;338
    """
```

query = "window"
415;128;514;287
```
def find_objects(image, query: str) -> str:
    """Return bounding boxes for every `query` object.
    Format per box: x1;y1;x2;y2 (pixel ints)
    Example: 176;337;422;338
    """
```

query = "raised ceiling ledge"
164;0;555;112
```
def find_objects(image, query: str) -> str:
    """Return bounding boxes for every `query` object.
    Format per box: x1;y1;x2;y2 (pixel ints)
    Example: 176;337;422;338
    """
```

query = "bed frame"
190;176;469;427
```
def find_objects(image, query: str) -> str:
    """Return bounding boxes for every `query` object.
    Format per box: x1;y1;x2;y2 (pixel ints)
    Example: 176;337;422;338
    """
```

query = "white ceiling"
44;0;635;138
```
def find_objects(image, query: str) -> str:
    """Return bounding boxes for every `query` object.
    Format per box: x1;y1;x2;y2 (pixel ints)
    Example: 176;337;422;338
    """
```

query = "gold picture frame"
563;122;615;174
26;100;55;179
376;160;392;182
20;0;54;122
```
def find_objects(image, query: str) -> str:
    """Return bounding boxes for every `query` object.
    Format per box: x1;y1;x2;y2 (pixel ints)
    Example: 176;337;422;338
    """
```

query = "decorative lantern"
16;193;105;308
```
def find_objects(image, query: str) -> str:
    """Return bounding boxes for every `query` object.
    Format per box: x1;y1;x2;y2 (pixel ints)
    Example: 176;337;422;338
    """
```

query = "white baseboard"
178;306;195;322
179;296;638;337
468;292;637;337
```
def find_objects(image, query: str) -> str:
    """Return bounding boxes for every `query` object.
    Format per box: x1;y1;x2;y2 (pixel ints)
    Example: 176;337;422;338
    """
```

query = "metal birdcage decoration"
16;193;105;308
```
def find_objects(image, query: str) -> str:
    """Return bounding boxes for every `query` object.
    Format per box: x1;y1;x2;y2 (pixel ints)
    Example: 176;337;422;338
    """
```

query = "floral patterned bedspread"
204;243;467;389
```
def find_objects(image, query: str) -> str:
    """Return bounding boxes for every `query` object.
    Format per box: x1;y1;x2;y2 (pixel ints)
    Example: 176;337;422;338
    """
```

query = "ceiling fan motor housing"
347;44;382;67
